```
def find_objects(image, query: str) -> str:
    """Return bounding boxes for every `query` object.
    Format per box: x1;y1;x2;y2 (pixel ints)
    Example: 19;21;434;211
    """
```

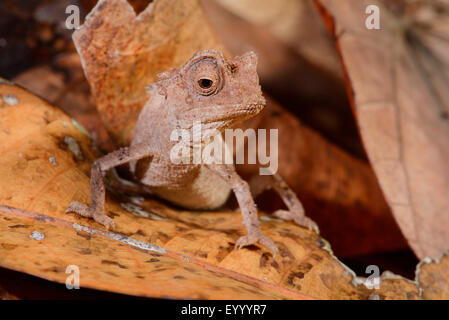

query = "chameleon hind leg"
249;173;319;233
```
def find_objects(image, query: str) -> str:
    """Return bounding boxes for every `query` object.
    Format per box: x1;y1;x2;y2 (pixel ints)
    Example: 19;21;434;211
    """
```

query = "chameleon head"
155;49;265;132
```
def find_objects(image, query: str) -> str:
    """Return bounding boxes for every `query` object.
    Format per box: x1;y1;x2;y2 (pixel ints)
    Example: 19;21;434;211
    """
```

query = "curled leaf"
73;0;226;145
316;0;449;259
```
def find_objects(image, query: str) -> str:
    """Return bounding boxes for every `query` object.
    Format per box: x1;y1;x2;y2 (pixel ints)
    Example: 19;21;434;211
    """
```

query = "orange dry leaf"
316;0;449;259
418;253;449;300
0;83;311;299
0;82;380;299
372;252;449;300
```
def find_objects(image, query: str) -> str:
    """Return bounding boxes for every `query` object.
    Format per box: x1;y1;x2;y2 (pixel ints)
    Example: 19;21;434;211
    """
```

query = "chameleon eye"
195;73;219;96
198;78;213;89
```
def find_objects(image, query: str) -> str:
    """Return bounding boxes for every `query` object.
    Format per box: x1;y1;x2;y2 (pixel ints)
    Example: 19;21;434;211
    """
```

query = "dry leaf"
316;0;449;259
1;59;448;301
0;82;379;300
418;253;449;299
370;252;449;300
1;207;307;300
73;0;226;146
0;83;311;299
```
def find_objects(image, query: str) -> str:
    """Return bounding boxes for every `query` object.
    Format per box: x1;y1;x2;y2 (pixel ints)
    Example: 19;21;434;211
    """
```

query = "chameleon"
66;50;318;255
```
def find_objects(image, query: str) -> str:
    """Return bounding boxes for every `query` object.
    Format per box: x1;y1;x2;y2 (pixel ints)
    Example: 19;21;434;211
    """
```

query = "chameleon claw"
93;212;115;231
235;232;278;258
274;209;320;234
66;201;115;230
66;201;91;217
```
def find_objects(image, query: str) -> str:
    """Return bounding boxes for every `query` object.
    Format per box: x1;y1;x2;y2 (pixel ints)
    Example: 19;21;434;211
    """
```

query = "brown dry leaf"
316;0;449;259
71;0;407;258
73;0;226;146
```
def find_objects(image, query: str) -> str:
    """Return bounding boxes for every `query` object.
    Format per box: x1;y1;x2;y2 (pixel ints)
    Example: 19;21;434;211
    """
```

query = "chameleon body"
67;50;318;255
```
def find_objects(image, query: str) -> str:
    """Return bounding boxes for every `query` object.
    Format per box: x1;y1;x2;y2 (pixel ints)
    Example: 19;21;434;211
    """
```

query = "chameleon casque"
66;50;318;255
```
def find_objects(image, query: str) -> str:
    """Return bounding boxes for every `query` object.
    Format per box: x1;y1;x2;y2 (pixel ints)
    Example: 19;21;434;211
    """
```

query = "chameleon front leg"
249;173;319;233
66;143;152;230
206;164;278;256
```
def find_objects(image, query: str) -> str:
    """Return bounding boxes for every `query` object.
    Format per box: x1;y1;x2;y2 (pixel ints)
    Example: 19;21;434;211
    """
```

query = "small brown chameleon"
66;50;318;256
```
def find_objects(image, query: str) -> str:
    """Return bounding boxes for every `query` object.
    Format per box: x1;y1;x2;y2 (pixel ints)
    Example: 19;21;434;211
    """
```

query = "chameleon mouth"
201;102;265;124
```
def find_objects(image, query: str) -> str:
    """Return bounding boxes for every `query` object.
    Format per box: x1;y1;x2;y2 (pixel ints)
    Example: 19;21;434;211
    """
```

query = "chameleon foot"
274;209;319;234
236;230;279;257
66;201;115;230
